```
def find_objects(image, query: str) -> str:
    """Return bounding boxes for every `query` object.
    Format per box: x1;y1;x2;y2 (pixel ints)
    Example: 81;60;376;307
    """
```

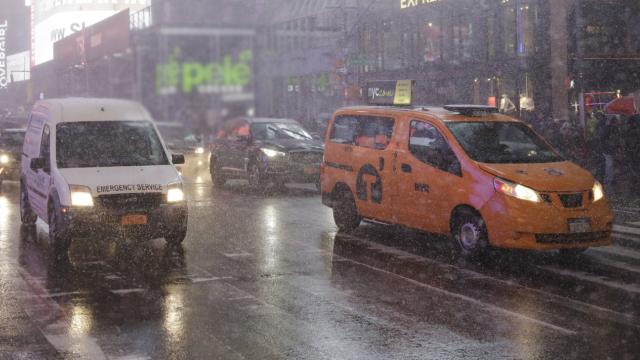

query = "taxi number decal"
356;164;383;204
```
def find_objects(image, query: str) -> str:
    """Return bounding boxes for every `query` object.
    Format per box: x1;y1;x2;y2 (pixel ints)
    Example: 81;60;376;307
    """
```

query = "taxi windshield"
446;121;563;164
56;121;169;168
251;122;312;141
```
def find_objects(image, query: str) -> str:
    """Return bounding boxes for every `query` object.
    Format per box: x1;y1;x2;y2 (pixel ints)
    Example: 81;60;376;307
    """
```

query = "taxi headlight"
261;148;286;158
195;147;205;154
69;185;94;207
493;178;540;203
592;181;604;202
0;154;9;164
167;183;185;203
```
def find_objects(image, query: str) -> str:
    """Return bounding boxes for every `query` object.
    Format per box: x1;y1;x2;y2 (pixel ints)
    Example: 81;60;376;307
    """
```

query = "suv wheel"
166;227;187;246
210;159;226;188
248;163;266;191
451;209;488;259
20;182;37;225
333;189;361;232
48;197;71;259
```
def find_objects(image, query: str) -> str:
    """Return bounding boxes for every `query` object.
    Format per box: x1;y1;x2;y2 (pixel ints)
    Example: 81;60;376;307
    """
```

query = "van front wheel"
333;190;361;233
451;209;488;259
48;198;71;259
20;182;37;225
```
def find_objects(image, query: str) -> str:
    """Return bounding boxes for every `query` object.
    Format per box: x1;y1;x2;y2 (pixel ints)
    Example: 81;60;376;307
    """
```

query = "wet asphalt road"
0;161;639;359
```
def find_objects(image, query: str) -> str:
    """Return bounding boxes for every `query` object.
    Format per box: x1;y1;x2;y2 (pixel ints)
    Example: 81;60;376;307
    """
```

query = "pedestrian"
499;94;516;114
596;115;618;197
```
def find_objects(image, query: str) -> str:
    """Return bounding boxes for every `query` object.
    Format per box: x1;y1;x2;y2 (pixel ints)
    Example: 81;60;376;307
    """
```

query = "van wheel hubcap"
459;223;480;250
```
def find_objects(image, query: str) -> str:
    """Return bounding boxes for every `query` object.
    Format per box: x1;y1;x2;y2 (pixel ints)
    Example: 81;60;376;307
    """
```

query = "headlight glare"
494;178;540;203
69;185;94;207
0;154;9;164
592;181;604;202
195;147;205;154
261;148;285;157
167;183;185;203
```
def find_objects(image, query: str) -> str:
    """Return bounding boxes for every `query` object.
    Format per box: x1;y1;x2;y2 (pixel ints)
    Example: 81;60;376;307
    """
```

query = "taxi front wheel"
451;209;488;258
333;190;361;233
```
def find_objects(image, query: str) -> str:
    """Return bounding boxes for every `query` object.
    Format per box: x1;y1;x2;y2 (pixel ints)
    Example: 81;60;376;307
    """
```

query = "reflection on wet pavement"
0;167;638;359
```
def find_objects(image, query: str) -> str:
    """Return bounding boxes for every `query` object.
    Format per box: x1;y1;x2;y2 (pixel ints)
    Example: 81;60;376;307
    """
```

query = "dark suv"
0;128;26;190
210;118;323;191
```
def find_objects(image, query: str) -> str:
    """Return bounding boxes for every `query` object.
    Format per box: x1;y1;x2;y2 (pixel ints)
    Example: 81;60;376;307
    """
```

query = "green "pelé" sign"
156;47;252;95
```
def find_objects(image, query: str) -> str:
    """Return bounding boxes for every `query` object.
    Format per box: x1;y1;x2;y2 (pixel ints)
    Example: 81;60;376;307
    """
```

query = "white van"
20;98;188;256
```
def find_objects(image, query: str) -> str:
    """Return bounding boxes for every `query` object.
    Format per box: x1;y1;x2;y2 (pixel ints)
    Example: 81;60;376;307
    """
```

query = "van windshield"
446;121;564;164
56;121;169;168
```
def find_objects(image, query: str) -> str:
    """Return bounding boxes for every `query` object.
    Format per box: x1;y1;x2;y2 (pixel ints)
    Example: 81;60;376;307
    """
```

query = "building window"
502;1;516;56
422;19;442;62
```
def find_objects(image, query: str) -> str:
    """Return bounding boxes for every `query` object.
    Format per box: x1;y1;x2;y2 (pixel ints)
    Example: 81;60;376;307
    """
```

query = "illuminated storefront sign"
400;0;439;9
0;20;7;89
32;0;150;65
156;47;253;96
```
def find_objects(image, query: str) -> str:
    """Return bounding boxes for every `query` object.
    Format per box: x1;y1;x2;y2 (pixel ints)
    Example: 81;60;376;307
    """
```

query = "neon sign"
156;47;252;95
400;0;439;9
0;20;7;89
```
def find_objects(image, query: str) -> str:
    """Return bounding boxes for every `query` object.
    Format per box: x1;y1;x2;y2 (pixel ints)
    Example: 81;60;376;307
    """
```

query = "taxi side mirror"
172;154;185;165
30;157;45;171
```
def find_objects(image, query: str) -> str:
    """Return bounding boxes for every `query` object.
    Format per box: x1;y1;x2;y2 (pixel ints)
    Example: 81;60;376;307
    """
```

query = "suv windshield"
446;121;564;164
251;122;312;141
0;131;26;146
56;121;169;168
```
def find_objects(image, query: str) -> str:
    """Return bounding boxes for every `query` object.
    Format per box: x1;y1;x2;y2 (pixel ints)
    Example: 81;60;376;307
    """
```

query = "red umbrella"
605;93;639;116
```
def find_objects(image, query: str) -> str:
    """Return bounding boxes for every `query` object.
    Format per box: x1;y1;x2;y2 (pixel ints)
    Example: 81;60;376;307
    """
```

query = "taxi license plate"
121;214;148;225
568;218;591;233
303;166;319;175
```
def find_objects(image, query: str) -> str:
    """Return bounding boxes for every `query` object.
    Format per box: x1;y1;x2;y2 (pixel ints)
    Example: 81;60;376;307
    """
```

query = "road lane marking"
613;224;640;236
224;252;253;258
111;288;145;295
335;233;638;327
538;265;640;294
590;245;640;261
334;256;576;335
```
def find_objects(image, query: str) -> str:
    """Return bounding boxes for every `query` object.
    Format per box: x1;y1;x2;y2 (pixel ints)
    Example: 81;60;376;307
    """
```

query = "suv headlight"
167;182;185;203
493;178;541;203
592;181;604;202
0;154;9;164
69;185;94;207
195;146;205;154
261;148;286;158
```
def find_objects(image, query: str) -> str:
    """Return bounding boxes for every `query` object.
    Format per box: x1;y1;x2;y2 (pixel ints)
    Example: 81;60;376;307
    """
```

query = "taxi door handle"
401;163;412;173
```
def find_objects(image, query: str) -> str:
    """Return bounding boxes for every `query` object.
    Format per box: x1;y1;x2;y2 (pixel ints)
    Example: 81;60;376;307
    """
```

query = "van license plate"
568;218;591;233
121;214;147;225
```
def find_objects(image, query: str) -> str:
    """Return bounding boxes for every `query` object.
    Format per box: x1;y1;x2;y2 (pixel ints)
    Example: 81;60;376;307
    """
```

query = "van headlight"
261;148;286;158
592;181;604;202
0;154;9;164
195;147;205;154
167;182;185;203
493;178;540;203
69;185;94;207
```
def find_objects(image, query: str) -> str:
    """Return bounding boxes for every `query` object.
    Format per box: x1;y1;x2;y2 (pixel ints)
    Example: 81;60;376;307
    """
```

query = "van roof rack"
443;105;498;116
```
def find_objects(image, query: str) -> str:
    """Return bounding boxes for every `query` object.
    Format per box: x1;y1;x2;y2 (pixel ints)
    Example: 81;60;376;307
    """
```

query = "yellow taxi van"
321;81;613;258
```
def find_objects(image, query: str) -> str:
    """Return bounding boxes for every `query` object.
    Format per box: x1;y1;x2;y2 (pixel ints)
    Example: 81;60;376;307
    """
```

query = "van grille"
558;193;583;208
97;193;162;213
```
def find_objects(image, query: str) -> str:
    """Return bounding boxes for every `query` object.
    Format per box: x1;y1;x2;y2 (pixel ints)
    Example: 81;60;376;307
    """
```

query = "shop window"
422;20;441;62
453;22;472;59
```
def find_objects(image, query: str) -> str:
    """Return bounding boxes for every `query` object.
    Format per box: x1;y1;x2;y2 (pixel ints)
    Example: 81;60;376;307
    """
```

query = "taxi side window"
330;116;359;144
409;120;461;176
355;116;394;150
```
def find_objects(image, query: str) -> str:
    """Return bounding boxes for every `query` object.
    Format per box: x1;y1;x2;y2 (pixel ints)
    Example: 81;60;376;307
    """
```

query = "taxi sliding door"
393;118;464;234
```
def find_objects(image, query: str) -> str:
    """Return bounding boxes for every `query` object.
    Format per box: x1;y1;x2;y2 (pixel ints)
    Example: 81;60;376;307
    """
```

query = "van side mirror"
30;157;45;171
172;154;185;165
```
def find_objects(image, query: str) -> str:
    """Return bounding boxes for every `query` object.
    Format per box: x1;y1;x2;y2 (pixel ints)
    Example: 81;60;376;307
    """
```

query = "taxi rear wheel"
210;160;226;188
20;182;37;225
333;190;361;233
451;209;488;259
